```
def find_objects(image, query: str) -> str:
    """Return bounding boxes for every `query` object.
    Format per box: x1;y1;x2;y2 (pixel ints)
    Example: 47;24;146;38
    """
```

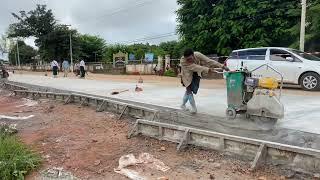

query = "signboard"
113;51;128;68
129;53;135;61
145;53;154;62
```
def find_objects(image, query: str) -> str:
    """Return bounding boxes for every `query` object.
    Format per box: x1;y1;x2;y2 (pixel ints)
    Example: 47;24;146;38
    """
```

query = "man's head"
183;49;195;63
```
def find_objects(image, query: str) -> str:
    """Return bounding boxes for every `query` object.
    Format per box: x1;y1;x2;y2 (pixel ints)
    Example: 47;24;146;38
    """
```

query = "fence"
7;56;225;78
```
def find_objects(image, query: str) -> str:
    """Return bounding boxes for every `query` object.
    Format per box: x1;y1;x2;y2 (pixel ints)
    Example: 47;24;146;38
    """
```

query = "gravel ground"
0;90;300;180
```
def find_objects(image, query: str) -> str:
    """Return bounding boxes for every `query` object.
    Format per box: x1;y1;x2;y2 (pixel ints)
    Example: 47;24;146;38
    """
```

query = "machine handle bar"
250;64;284;99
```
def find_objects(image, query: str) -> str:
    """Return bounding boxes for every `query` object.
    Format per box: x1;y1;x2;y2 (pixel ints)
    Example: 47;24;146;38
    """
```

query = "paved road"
8;74;320;134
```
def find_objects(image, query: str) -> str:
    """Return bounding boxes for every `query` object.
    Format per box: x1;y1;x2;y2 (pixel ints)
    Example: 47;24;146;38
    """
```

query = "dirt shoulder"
0;91;300;179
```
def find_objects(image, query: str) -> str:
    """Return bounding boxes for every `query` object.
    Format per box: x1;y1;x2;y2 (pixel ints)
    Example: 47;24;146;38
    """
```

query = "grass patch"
164;69;177;77
0;126;41;180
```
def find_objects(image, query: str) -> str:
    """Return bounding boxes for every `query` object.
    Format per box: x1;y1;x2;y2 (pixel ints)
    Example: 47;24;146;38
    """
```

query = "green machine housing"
225;71;252;113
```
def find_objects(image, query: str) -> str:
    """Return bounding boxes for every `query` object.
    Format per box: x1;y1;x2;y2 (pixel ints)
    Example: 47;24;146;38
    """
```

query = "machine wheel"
226;108;237;120
300;72;320;91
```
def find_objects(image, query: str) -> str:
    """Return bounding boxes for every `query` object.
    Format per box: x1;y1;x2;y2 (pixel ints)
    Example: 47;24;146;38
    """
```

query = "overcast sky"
0;0;179;47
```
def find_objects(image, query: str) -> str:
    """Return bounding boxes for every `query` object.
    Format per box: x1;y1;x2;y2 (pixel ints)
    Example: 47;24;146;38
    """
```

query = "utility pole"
16;39;20;69
69;31;73;72
300;0;307;51
94;52;97;62
62;24;73;72
15;52;17;66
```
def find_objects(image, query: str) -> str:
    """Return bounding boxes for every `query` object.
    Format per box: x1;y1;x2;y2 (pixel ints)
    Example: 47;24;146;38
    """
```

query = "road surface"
8;73;320;134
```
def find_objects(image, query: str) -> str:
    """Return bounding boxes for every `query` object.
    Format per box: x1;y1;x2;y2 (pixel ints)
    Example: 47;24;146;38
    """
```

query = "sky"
0;0;179;47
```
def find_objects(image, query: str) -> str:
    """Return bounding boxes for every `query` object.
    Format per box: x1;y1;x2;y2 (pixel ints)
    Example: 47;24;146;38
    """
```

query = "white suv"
226;47;320;91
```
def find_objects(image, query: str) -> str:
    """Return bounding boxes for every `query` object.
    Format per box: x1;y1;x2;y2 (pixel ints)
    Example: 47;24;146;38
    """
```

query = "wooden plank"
177;129;190;151
118;105;128;120
133;120;320;173
127;121;139;139
80;98;88;106
96;100;106;112
64;95;73;104
251;143;267;170
158;126;164;139
220;137;225;150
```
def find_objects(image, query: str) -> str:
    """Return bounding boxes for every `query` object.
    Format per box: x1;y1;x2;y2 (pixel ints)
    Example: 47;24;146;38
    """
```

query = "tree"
289;0;320;51
8;4;56;61
40;25;81;61
9;41;37;65
177;0;302;55
104;44;129;62
8;4;56;39
79;34;106;62
159;41;185;59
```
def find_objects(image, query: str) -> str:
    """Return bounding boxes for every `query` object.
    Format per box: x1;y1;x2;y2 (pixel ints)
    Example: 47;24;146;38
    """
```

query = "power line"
118;32;177;44
121;32;175;42
84;0;157;23
125;34;177;44
119;3;295;45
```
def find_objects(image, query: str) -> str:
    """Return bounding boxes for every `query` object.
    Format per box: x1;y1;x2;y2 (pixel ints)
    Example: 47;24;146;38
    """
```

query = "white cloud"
0;0;179;46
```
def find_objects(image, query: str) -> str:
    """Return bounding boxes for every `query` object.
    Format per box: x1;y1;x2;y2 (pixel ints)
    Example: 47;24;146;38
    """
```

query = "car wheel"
300;72;320;91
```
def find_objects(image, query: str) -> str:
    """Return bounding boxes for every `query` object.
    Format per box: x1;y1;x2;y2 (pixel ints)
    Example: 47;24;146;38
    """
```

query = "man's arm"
182;63;210;75
195;52;224;68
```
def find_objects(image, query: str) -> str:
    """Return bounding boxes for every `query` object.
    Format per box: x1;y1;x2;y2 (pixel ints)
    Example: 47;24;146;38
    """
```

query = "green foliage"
164;69;177;77
8;4;58;61
159;41;184;59
290;0;320;51
8;4;56;39
7;4;186;64
0;131;41;179
177;0;303;55
9;41;37;65
103;42;185;62
79;34;106;62
39;25;81;61
104;44;129;62
127;43;151;60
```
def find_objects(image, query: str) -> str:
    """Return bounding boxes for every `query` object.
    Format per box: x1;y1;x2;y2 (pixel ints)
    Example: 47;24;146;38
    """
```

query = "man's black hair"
183;48;194;57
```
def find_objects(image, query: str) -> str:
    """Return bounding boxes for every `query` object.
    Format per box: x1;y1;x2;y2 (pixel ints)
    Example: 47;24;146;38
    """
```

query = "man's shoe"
190;107;197;114
180;104;188;111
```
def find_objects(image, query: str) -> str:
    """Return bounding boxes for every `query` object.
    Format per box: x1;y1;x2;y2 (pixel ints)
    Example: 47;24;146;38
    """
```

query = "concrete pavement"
8;74;320;134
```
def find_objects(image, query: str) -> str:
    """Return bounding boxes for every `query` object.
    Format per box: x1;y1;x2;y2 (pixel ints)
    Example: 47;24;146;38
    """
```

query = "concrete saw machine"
224;64;284;127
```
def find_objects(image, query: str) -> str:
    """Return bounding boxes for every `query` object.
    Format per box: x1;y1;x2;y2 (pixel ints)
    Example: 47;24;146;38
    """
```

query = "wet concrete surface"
5;74;320;149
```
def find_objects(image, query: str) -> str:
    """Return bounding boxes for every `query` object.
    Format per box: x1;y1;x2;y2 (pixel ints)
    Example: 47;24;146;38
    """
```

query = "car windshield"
289;49;320;61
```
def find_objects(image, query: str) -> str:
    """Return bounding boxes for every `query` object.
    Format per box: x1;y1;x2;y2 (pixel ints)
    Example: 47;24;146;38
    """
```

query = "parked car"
226;47;320;91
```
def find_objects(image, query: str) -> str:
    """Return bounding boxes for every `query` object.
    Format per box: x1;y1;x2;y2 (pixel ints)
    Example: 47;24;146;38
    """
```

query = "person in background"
51;59;59;78
79;59;86;78
62;59;70;77
166;64;170;71
153;64;158;75
180;49;229;114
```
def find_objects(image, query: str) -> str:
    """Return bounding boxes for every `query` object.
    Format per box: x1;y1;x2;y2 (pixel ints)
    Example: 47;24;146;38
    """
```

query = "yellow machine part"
258;77;279;89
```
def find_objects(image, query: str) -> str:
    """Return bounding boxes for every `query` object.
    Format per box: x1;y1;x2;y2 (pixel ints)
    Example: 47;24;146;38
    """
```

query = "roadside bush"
164;69;176;77
0;129;41;179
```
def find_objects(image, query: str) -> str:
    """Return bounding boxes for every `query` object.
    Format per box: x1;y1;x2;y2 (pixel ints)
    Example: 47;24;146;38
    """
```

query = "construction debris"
114;153;170;180
0;114;34;120
16;98;38;107
40;167;78;180
0;122;18;135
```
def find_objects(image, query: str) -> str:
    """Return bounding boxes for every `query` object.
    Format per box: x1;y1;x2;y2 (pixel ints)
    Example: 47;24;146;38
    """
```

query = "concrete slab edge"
6;86;159;122
133;119;320;174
